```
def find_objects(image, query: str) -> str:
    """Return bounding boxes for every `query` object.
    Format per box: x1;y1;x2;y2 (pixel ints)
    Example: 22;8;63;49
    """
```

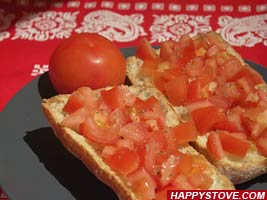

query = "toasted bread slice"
42;86;234;200
126;33;267;184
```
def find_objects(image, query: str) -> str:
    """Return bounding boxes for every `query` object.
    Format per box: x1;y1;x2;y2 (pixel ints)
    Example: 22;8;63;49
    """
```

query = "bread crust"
125;33;267;184
42;86;235;200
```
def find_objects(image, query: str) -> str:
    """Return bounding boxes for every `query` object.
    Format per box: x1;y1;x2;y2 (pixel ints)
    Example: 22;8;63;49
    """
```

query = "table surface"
0;0;267;199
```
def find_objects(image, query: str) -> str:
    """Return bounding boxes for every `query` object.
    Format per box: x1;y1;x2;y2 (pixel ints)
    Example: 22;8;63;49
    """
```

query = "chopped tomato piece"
191;106;226;134
104;146;140;175
217;58;243;82
236;76;255;101
256;129;267;157
241;106;267;139
187;169;213;189
257;88;267;102
219;131;250;158
152;70;168;92
116;138;135;151
127;168;156;200
171;174;194;190
170;120;198;144
159;40;175;60
63;87;95;113
176;153;193;175
159;154;182;187
207;131;225;160
136;38;157;60
231;64;264;85
185;57;205;79
140;58;159;77
174;34;196;67
80;116;120;144
144;138;161;176
164;74;188;106
227;106;246;133
119;122;148;143
100;86;136;110
205;32;229;50
198;64;214;87
213;117;245;133
61;107;89;132
187;78;201;101
185;98;213;112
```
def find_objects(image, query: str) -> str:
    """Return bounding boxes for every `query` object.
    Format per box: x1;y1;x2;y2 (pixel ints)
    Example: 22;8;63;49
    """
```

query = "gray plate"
0;47;267;200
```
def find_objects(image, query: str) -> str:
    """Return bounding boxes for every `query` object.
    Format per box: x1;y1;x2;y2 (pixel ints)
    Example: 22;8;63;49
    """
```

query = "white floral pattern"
0;9;15;41
150;14;212;43
31;64;49;76
217;14;267;47
12;11;79;41
75;10;147;42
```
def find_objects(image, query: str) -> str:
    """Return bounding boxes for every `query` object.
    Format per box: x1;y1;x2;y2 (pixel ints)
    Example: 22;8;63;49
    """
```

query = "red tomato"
136;38;157;60
187;168;213;189
156;186;176;200
219;131;250;158
164;74;188;106
127;168;156;200
217;58;243;82
49;33;126;93
207;131;225;160
104;146;140;175
205;32;229;50
170;120;198;144
63;87;96;113
191;106;226;134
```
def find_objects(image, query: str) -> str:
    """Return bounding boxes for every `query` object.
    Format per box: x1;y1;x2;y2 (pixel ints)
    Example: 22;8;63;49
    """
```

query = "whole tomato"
49;33;126;93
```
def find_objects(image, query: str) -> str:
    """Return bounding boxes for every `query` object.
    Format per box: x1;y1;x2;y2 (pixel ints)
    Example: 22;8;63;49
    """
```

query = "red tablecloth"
0;0;267;198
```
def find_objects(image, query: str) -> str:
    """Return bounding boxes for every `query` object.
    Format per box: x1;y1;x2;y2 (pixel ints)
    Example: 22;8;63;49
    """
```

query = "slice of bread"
126;33;267;184
42;85;234;200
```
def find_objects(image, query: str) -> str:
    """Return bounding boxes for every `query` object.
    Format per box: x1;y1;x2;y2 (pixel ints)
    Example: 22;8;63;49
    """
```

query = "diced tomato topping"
170;120;198;144
241;106;267;140
205;32;229;50
61;107;89;132
171;174;194;190
156;185;176;200
165;74;188;106
173;34;196;67
207;131;225;160
191;106;226;134
119;122;148;143
100;86;136;110
198;64;215;87
116;138;135;151
187;168;213;189
217;58;243;82
187;78;201;101
159;40;175;60
140;58;159;77
144;138;161;176
104;146;140;175
219;131;250;158
185;56;204;79
255;129;267;156
159;154;182;187
127;168;156;200
63;87;95;113
136;38;157;60
80;116;120;144
185;98;214;112
176;153;194;175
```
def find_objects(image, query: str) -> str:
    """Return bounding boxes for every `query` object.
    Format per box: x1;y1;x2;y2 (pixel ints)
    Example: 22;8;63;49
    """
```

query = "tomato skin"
171;120;198;144
159;40;175;60
256;130;267;156
49;33;126;93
